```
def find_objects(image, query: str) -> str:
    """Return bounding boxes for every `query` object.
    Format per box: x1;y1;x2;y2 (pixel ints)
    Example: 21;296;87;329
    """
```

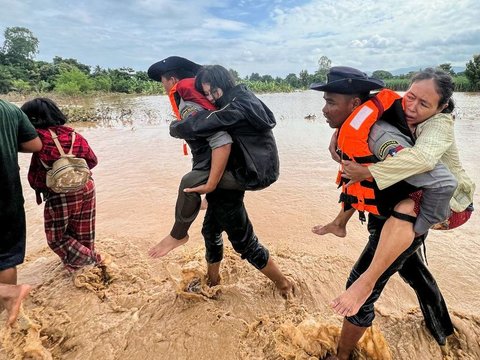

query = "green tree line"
1;27;480;95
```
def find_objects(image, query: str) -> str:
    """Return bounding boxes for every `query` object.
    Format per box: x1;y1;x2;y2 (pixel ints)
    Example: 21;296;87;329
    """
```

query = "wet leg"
328;319;368;360
331;199;416;316
0;267;17;285
260;258;294;299
206;261;221;286
0;283;32;326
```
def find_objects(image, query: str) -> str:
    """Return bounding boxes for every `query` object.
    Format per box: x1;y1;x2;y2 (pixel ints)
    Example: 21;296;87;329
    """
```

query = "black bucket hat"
147;56;202;81
310;66;384;94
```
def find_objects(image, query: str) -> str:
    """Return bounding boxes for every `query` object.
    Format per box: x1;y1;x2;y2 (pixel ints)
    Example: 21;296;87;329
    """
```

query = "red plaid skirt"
409;190;473;230
44;179;100;271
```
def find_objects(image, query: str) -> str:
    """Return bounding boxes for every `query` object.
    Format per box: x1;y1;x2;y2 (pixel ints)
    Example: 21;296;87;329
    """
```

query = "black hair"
162;69;197;81
355;92;371;104
410;68;455;113
20;98;67;129
194;65;236;94
340;92;370;107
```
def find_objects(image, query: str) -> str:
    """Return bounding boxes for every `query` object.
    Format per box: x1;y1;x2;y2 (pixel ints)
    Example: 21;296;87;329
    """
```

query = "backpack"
40;129;91;193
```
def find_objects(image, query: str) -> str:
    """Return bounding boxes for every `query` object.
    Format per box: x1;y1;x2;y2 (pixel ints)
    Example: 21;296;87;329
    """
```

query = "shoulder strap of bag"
40;129;77;169
48;128;67;156
67;131;76;156
48;129;76;156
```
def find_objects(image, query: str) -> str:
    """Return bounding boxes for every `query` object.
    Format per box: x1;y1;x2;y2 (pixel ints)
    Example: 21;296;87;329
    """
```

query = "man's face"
161;75;177;93
322;92;359;129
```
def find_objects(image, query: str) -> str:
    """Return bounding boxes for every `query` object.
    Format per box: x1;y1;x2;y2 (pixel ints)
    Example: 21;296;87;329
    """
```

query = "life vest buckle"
358;211;366;224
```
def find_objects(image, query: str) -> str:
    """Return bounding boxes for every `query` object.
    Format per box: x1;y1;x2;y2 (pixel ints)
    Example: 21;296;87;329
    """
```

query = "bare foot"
2;284;32;326
98;253;112;266
200;197;208;210
312;222;347;237
148;234;189;258
277;277;295;299
330;276;374;317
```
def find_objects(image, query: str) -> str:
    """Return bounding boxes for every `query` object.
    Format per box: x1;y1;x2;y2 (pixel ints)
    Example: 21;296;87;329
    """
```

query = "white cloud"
0;0;478;77
202;18;248;32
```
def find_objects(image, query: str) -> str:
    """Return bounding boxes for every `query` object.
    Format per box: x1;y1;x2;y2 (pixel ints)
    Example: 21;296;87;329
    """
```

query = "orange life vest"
168;83;181;120
167;83;190;155
337;89;401;219
168;79;217;156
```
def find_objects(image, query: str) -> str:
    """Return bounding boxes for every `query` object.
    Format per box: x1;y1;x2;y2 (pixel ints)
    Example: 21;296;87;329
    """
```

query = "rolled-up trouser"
170;170;245;240
202;188;269;270
346;214;453;345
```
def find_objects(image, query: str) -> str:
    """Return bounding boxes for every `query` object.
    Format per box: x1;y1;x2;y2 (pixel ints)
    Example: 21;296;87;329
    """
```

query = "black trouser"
170;170;244;240
346;214;453;345
201;189;269;270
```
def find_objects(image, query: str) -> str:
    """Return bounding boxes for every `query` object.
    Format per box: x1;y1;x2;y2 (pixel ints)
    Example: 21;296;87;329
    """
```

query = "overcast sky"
1;0;479;77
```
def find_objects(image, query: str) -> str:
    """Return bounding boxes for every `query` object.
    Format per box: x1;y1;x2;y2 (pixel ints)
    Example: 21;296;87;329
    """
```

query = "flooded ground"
2;91;479;359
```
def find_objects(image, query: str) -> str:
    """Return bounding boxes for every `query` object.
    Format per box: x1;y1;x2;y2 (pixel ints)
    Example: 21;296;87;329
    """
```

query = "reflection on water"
16;91;480;359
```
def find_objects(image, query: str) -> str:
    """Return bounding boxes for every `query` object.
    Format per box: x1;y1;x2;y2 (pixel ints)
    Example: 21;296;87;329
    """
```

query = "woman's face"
202;83;223;104
403;78;446;128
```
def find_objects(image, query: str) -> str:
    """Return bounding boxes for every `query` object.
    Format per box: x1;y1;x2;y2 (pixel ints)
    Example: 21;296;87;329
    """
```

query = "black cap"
147;56;202;82
310;66;384;94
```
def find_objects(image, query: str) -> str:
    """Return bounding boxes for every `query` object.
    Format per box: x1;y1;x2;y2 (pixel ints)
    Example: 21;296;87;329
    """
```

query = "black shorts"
0;210;26;271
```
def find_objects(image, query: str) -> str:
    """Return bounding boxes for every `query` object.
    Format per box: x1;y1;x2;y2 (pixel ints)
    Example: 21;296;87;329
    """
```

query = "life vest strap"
354;154;379;164
339;193;376;206
338;152;378;164
337;177;376;189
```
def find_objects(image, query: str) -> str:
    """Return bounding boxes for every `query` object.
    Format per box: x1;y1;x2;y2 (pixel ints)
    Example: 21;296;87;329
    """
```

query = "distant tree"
285;73;300;88
248;72;261;81
134;70;149;81
1;27;38;65
299;69;310;87
0;65;14;93
92;74;113;92
92;65;108;77
261;74;273;82
465;54;480;89
314;56;332;83
11;79;31;93
438;63;455;76
53;56;91;74
36;61;58;82
228;68;241;82
55;67;94;95
372;70;393;79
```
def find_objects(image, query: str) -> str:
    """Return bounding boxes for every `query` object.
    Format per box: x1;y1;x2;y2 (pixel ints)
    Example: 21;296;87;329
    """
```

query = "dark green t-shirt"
0;99;38;222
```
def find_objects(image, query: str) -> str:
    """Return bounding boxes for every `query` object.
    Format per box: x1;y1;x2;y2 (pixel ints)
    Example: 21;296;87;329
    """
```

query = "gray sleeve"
206;131;233;149
405;163;457;234
178;99;233;149
369;121;456;234
179;99;204;120
368;120;413;160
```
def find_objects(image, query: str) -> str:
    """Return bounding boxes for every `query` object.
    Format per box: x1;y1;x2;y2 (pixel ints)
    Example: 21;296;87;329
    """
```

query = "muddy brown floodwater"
2;91;479;359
